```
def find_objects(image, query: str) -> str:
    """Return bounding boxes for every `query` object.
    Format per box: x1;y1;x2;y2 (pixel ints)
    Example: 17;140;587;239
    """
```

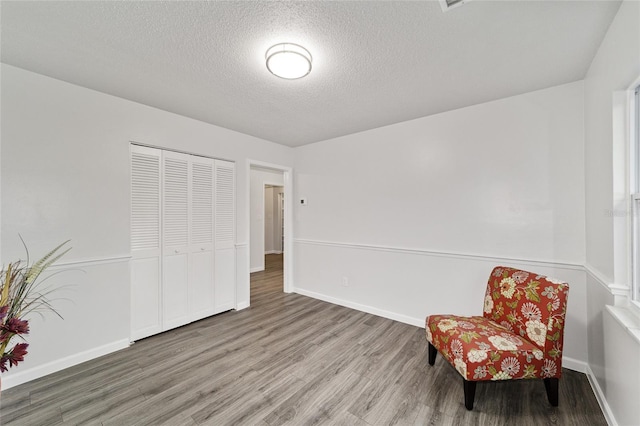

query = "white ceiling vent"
439;0;471;12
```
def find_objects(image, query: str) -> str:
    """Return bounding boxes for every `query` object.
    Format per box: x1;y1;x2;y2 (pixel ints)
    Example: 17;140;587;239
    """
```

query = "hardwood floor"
1;254;606;425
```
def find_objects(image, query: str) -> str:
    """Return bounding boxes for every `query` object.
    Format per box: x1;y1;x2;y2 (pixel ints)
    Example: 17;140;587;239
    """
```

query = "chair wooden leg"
463;379;477;410
544;378;559;406
428;342;437;366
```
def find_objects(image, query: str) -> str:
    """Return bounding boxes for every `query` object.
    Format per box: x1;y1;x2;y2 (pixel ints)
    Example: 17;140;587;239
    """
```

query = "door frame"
247;160;293;295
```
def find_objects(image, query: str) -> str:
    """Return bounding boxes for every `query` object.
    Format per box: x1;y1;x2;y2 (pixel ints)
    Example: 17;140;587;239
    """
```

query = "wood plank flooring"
0;254;607;425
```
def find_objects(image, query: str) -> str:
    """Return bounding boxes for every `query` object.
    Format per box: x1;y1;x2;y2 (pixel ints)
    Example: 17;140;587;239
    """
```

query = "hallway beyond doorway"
250;254;283;300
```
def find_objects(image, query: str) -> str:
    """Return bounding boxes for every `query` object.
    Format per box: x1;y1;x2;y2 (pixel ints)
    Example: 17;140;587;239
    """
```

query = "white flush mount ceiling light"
266;43;312;80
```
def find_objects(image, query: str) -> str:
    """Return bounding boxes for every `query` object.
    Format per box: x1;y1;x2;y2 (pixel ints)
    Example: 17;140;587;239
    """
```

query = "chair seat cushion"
426;314;559;382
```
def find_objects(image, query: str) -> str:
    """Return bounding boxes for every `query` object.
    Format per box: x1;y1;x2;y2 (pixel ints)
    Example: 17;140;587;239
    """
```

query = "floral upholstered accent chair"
425;266;569;410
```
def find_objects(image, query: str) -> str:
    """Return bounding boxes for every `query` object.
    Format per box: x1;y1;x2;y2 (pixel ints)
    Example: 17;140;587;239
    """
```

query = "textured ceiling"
0;0;622;147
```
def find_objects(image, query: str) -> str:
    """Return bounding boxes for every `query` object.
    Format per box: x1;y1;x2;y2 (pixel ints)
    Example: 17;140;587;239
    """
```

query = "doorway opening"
251;184;284;300
248;162;292;306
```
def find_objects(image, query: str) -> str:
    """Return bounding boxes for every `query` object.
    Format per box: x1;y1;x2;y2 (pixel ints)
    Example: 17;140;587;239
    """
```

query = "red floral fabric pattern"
426;266;569;382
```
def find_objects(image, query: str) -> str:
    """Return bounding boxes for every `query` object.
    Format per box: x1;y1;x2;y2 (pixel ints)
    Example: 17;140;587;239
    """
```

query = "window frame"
631;85;640;307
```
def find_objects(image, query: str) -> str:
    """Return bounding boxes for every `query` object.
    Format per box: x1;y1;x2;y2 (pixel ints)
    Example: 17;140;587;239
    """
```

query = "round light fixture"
265;43;312;80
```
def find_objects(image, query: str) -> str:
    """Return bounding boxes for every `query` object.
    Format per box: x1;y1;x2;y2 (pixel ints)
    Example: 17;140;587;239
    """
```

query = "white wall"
0;64;294;388
249;168;284;272
603;307;640;426
583;1;640;424
294;81;588;367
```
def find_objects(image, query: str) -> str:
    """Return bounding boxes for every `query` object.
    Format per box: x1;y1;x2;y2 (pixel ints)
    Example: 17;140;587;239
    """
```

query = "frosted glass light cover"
266;43;312;80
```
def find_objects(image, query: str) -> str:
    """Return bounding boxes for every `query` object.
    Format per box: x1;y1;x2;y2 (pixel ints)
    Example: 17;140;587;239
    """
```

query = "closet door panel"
162;151;190;330
189;157;215;321
214;160;236;312
130;145;162;340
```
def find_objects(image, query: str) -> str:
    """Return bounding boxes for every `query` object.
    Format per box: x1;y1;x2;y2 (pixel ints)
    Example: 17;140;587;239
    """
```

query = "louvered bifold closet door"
214;160;236;312
130;145;163;340
189;156;215;321
162;150;191;330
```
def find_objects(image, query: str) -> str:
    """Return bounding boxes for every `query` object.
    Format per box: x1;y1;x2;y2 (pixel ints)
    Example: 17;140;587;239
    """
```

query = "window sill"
605;305;640;344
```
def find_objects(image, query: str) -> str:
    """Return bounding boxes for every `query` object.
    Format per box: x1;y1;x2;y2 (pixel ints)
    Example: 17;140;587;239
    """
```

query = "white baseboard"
265;250;282;255
585;364;617;426
250;266;264;273
2;339;130;390
236;300;250;310
294;287;424;328
562;356;587;374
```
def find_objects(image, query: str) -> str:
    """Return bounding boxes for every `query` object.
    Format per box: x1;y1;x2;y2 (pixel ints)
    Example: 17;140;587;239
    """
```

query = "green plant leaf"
25;240;71;285
0;240;72;366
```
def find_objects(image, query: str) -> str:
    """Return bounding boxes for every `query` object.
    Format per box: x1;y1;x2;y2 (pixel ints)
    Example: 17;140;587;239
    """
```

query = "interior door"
214;160;236;312
189;156;215;321
162;150;190;330
130;145;163;340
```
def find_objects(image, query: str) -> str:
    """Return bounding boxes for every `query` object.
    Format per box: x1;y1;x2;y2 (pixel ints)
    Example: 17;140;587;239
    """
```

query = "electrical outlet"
341;277;349;287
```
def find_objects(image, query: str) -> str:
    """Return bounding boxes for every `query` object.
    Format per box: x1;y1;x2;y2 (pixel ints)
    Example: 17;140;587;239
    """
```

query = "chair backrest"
483;266;569;358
